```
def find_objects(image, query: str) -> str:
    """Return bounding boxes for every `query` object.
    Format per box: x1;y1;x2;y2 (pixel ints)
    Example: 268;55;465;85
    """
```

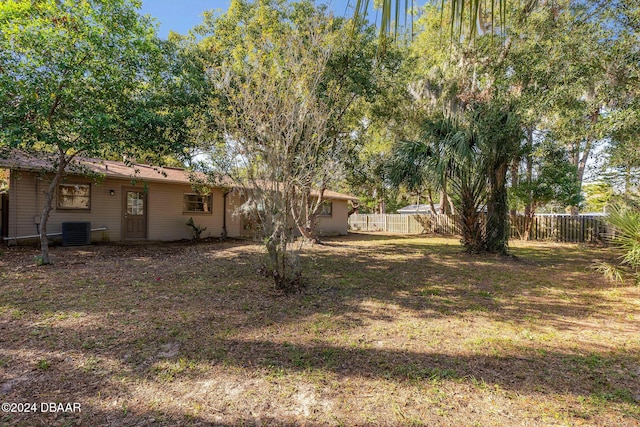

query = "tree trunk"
38;152;68;265
439;175;452;214
448;196;455;215
509;156;519;217
570;107;599;215
427;188;437;215
524;127;534;218
266;193;302;293
453;170;486;253
523;203;537;241
485;162;510;254
293;188;323;244
457;185;484;253
347;203;359;216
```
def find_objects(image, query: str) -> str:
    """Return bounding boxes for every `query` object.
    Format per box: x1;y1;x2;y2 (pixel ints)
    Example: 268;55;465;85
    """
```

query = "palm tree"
371;0;530;253
355;0;513;40
471;100;522;254
389;96;522;253
596;203;640;285
389;115;488;252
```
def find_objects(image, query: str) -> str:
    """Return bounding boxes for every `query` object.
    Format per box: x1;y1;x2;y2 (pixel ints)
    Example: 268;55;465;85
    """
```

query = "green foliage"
609;205;640;269
340;43;409;214
355;0;508;41
386;2;530;253
0;0;195;263
196;0;377;292
186;217;207;240
388;115;489;252
388;97;522;253
592;262;624;285
36;359;51;370
511;140;582;213
0;0;178;156
478;0;638;218
600;204;640;285
471;100;522;254
391;0;637;249
582;182;614;213
602;135;640;196
450;154;488;253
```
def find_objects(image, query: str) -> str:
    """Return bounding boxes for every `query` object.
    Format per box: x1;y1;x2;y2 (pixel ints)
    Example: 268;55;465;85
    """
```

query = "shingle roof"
0;150;357;201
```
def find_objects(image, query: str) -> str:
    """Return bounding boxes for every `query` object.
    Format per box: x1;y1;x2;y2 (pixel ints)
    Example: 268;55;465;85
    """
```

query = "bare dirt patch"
1;234;639;426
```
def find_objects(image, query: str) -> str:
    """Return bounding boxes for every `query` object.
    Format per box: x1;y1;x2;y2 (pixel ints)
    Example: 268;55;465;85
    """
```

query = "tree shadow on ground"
1;233;634;348
1;407;309;427
1;233;638;426
1;233;634;336
1;332;639;426
2;313;639;399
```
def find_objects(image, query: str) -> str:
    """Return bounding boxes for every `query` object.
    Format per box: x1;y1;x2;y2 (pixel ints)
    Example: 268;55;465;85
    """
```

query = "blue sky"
139;0;364;39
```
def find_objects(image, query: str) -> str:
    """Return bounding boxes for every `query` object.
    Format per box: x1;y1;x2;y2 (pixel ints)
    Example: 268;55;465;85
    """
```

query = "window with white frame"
57;183;91;210
183;193;212;213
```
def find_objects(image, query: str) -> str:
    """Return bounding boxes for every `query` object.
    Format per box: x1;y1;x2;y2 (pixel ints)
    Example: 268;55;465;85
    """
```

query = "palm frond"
356;0;510;41
599;204;640;285
606;204;640;269
592;262;625;284
387;139;433;191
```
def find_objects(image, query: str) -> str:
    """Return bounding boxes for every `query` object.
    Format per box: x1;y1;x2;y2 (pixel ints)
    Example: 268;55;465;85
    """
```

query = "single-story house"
0;152;357;244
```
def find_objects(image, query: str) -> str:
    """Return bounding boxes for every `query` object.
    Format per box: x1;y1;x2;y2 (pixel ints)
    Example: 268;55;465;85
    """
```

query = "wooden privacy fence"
348;213;608;243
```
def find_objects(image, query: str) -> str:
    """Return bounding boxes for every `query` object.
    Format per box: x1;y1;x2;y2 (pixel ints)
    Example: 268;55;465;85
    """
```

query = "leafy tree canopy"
0;0;196;263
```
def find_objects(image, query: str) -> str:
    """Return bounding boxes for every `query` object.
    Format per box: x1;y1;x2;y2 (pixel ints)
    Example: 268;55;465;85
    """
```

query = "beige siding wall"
7;171;351;242
8;171;120;241
223;195;351;237
316;199;349;236
225;191;244;238
146;183;225;241
7;171;225;242
8;171;29;238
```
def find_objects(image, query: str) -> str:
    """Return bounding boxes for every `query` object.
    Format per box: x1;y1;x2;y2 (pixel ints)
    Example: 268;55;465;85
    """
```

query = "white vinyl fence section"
349;214;460;235
348;214;607;243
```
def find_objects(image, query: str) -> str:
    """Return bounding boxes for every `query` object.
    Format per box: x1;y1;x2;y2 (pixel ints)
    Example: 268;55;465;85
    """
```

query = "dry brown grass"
0;233;639;426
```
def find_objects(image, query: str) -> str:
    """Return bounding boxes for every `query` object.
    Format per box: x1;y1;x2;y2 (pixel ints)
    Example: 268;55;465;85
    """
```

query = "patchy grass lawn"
0;233;639;426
